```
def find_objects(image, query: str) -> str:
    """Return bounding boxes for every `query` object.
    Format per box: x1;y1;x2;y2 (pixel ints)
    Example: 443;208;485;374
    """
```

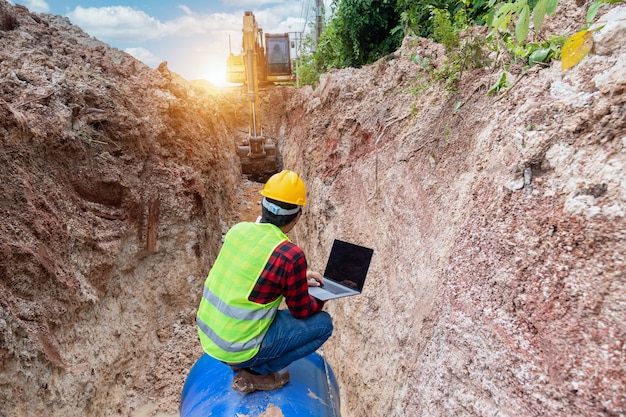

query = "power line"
301;0;313;34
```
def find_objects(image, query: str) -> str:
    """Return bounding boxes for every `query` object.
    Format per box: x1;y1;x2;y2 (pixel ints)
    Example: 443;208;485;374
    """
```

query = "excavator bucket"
237;136;280;182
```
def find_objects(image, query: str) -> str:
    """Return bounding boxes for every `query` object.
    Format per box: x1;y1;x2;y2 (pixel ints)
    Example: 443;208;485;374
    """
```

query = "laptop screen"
323;239;374;292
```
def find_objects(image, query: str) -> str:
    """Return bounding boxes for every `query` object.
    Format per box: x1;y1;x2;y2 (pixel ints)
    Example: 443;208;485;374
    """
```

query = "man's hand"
306;270;324;287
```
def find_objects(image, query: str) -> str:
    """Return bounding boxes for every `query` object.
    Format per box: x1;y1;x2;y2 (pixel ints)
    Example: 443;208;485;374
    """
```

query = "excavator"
226;11;292;181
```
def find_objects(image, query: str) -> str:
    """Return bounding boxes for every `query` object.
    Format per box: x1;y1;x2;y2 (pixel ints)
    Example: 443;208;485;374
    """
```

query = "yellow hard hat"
260;170;307;206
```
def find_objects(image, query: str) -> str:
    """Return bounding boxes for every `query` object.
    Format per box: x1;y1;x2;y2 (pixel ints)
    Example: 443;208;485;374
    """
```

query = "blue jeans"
234;310;333;375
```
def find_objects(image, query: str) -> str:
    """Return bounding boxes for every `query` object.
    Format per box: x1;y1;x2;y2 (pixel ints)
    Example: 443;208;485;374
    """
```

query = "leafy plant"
452;100;464;114
296;0;610;88
427;7;489;92
559;0;623;70
396;0;490;38
487;71;510;94
490;0;560;42
410;53;432;70
515;34;565;65
296;51;322;87
315;0;403;69
586;0;623;25
407;73;434;98
561;29;593;70
432;8;459;51
432;61;462;92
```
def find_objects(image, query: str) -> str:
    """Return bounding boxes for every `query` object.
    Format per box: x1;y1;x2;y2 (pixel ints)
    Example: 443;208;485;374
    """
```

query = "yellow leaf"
561;30;593;70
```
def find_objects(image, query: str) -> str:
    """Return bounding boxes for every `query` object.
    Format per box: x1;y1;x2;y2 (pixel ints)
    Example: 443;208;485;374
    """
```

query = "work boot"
231;369;290;393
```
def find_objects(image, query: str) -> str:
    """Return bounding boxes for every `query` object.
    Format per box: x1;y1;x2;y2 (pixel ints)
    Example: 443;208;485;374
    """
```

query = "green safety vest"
196;222;289;363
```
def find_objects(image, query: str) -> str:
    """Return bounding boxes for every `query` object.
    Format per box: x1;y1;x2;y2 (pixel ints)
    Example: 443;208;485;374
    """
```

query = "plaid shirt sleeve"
248;241;324;318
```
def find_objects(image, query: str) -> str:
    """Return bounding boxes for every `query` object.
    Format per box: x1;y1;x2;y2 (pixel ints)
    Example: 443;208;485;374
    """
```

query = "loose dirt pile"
1;0;625;416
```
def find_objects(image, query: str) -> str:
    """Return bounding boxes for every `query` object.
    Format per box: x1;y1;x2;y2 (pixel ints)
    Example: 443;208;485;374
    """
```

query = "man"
196;170;333;393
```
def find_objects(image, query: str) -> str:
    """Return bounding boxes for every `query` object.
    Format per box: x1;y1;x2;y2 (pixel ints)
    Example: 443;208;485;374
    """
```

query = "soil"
239;179;264;223
0;1;625;417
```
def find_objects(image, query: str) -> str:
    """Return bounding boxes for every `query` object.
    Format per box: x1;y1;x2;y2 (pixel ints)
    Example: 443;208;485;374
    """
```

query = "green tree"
317;0;403;68
294;0;493;87
396;0;490;39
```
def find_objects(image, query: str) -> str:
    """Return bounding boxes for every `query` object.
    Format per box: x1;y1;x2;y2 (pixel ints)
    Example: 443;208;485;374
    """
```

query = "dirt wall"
282;6;625;417
0;2;242;415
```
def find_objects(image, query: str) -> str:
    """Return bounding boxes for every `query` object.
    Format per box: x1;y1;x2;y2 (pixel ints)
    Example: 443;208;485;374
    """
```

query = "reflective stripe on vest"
196;222;288;363
196;316;266;353
201;285;277;322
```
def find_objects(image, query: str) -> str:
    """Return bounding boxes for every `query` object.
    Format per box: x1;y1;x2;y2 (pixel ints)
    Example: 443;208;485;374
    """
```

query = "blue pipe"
180;351;341;417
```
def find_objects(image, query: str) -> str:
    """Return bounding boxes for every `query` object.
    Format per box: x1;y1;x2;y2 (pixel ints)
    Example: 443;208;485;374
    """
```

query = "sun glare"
204;63;237;88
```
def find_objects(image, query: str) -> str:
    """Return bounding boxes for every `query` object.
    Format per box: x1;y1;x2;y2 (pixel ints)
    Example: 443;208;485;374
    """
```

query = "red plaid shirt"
248;241;324;318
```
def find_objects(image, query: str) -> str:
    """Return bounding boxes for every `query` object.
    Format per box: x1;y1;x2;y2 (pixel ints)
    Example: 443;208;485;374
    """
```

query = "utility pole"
289;31;302;88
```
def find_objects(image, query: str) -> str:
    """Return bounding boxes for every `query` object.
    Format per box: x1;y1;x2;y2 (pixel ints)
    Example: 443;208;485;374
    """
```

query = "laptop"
308;239;374;301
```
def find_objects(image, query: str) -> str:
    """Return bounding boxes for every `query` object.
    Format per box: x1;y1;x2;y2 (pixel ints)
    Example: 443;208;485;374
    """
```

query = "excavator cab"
266;34;291;80
226;12;292;181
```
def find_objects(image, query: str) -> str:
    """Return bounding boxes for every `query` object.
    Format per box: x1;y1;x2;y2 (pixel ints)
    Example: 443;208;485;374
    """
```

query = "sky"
8;0;329;86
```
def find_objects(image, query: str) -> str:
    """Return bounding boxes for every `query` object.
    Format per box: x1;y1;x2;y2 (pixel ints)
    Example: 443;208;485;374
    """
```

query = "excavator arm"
226;12;291;181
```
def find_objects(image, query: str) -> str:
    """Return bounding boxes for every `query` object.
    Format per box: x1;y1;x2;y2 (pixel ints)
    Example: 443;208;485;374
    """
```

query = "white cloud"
123;47;161;67
10;0;50;13
162;12;241;37
226;0;287;7
251;1;315;35
67;6;164;42
268;16;307;34
65;5;242;44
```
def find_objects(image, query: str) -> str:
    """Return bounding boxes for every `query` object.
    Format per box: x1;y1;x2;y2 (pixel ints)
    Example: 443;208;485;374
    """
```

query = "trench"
2;6;625;415
131;85;283;416
122;86;308;416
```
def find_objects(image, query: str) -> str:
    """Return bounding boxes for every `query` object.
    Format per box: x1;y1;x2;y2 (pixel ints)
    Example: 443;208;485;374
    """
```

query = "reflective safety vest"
196;222;289;363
